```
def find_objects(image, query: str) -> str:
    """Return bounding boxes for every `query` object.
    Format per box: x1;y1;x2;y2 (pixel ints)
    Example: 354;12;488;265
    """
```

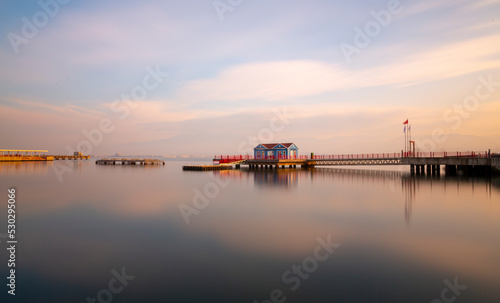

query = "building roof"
255;143;296;149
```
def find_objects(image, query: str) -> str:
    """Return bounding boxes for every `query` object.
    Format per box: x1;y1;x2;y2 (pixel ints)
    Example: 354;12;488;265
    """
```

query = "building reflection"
252;168;299;188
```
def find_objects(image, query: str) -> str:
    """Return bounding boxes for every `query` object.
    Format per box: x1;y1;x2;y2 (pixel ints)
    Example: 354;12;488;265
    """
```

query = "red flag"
403;119;408;124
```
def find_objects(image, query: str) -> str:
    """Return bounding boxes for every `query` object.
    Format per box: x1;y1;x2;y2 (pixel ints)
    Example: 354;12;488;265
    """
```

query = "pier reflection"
221;167;499;223
0;161;53;175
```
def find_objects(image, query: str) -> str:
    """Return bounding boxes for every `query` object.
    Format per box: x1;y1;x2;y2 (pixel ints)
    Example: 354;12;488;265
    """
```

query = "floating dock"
52;155;90;160
96;158;165;165
183;165;233;171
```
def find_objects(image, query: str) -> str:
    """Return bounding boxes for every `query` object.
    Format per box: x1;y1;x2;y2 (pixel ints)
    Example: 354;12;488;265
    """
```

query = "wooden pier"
96;158;165;165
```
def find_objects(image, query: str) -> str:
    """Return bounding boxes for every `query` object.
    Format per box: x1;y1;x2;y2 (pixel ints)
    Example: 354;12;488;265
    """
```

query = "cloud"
400;0;464;18
177;32;500;105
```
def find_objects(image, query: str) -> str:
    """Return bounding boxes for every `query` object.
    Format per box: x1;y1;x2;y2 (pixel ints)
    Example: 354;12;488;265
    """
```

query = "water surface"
0;159;499;302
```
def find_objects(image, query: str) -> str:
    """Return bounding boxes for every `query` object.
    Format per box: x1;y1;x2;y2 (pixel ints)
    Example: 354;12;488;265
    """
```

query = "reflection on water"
218;166;498;225
401;173;497;224
253;168;299;188
0;159;92;176
1;161;499;303
403;176;415;224
0;161;53;175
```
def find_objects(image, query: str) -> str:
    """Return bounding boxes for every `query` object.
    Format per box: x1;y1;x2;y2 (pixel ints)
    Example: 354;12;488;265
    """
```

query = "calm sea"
1;159;499;303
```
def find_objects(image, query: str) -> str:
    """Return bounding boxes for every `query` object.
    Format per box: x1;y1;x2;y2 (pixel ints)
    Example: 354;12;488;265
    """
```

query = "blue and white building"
254;143;299;159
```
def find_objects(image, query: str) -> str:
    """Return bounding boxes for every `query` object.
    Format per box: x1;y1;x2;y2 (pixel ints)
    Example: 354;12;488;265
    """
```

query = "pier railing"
309;151;490;159
214;155;298;163
214;151;491;163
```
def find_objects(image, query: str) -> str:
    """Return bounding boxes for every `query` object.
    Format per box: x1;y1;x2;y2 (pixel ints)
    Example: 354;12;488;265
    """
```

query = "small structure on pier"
254;143;299;159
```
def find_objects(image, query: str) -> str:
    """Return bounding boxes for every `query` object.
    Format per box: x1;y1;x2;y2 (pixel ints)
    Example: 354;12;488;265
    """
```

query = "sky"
0;0;499;156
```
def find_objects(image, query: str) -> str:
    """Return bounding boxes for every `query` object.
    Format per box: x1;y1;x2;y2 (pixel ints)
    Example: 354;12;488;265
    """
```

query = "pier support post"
445;165;457;175
410;165;415;174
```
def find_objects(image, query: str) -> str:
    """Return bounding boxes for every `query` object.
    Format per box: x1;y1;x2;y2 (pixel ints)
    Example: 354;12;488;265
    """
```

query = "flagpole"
409;125;412;155
404;124;406;156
